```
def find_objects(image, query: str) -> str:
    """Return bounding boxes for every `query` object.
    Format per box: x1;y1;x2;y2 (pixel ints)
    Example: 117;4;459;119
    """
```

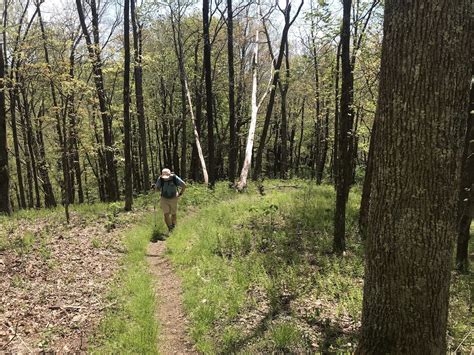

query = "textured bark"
0;43;10;214
358;1;471;352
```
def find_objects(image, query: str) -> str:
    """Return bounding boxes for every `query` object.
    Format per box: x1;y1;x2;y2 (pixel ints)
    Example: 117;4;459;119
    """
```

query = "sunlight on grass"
91;217;158;354
165;181;471;353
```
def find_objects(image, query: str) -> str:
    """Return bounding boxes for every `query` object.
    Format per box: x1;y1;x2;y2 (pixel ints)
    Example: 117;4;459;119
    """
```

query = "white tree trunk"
237;7;260;191
184;77;209;185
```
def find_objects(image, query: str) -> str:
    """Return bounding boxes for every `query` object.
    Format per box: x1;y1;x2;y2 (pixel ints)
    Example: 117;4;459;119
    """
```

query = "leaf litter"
0;207;147;352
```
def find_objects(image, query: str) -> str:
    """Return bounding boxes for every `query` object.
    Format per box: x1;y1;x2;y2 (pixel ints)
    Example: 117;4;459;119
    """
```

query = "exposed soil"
0;209;145;352
147;239;196;354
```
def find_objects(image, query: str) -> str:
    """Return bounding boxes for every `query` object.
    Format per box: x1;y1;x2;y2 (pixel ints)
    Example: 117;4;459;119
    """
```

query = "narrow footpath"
147;240;197;354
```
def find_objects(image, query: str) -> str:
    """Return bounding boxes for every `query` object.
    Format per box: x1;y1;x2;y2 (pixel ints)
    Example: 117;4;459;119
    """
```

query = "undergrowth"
166;181;473;353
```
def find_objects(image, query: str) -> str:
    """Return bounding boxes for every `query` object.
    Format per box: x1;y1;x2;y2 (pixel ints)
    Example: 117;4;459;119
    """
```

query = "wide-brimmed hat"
161;168;172;180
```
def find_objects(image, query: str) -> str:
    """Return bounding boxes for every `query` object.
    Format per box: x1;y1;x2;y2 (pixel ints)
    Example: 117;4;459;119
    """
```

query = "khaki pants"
160;196;178;214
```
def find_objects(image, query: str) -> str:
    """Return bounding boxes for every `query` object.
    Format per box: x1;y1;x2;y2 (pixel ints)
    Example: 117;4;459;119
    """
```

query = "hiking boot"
168;224;175;232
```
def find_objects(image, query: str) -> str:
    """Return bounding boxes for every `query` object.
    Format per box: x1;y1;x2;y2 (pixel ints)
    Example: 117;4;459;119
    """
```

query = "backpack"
160;175;178;198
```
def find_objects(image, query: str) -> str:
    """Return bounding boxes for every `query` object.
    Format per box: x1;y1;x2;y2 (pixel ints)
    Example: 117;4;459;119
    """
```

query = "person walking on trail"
154;168;186;232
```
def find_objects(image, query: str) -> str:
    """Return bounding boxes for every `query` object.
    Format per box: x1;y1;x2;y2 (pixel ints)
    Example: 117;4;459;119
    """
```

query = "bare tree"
253;0;303;180
237;2;270;191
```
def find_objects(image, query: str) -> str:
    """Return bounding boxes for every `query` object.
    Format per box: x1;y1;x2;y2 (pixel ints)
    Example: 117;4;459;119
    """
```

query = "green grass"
2;181;471;352
165;181;472;353
91;217;158;354
90;181;240;353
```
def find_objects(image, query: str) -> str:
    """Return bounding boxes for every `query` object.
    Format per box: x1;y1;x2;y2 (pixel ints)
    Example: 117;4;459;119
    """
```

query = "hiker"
154;168;186;232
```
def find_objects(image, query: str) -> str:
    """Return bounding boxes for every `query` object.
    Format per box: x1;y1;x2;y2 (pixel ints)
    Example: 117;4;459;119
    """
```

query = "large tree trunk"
333;0;353;255
0;43;10;214
203;0;215;186
358;1;471;352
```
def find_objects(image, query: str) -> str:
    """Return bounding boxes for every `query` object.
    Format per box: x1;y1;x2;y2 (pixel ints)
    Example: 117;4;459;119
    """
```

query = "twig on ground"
454;329;472;352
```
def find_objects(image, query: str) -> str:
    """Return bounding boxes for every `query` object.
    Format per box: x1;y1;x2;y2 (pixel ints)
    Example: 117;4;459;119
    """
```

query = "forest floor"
1;181;472;353
0;200;149;352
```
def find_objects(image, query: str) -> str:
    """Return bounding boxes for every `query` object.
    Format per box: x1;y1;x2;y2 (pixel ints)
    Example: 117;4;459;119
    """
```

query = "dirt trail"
147;240;196;354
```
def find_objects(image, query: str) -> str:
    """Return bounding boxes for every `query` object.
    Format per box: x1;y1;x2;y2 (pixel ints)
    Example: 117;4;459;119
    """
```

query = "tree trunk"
358;118;377;237
203;0;215;186
9;88;26;209
358;1;471;352
332;41;342;182
279;41;290;179
227;0;237;183
333;0;353;255
131;0;150;192
253;1;303;180
124;0;133;211
237;6;264;191
76;0;118;201
67;42;84;204
0;43;10;214
316;104;330;183
37;2;69;216
296;97;305;174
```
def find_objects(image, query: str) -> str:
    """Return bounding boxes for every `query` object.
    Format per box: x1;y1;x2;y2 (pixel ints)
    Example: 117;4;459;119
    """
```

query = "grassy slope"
166;181;472;353
2;182;470;352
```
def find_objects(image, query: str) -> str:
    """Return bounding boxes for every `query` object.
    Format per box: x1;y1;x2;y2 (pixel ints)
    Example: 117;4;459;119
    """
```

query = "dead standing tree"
169;0;209;184
237;2;270;191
